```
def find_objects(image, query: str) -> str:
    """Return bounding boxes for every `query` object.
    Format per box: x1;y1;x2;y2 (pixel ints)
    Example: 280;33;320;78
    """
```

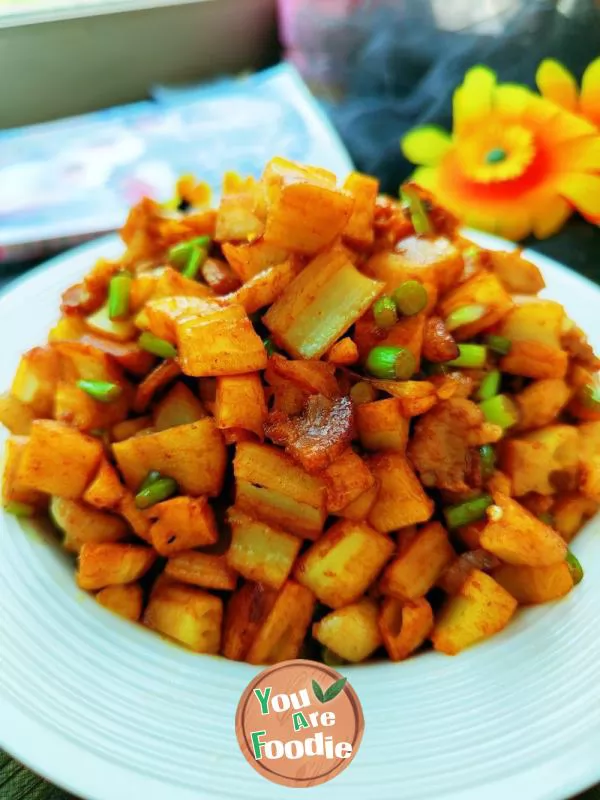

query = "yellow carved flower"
163;174;212;211
536;58;600;128
402;66;600;239
176;174;212;208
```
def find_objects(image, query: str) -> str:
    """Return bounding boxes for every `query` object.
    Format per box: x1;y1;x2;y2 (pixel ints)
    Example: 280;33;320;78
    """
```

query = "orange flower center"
457;123;536;183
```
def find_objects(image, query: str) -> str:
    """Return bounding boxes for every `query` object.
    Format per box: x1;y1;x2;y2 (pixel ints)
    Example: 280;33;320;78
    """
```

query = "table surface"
1;223;600;800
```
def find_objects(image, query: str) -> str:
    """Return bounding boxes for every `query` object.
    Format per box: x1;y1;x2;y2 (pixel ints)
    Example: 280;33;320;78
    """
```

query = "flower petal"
401;126;452;166
557;174;600;221
522;94;562;127
461;209;505;236
536;59;579;112
541;106;597;144
462;205;533;241
494;84;533;119
581;57;600;127
531;196;572;239
494;210;533;242
453;66;496;135
410;166;439;192
554;136;600;172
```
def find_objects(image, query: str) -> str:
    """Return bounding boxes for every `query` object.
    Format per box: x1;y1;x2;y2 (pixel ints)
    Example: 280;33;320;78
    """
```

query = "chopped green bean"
138;332;178;359
479;394;519;429
392;280;428;316
401;184;432;234
263;338;276;357
366;345;416;380
138;470;162;493
350;381;377;405
168;241;194;269
394;347;417;380
577;383;600;411
486;334;512;355
4;500;35;518
366;346;400;379
182;245;208;280
189;235;212;248
444;493;493;529
135;476;178;509
372;296;398;329
444;304;487;332
168;235;212;269
446;344;488;369
566;550;584;585
477;369;501;402
108;271;132;321
479;444;496;480
77;379;123;404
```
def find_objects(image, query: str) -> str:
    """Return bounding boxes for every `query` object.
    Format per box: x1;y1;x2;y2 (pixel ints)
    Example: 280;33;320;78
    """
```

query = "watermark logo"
235;659;364;787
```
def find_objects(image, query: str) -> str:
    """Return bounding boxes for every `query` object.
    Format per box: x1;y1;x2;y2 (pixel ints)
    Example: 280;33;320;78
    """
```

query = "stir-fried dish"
1;158;599;664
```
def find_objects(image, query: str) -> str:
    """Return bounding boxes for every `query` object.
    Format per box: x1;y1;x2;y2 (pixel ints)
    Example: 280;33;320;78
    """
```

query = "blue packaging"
0;64;353;265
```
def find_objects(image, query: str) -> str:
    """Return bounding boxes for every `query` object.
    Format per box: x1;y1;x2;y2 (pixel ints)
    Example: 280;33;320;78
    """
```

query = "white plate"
1;233;600;800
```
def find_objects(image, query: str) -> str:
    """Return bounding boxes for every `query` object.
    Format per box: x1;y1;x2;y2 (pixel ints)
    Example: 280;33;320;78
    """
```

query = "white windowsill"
0;0;278;128
0;0;226;29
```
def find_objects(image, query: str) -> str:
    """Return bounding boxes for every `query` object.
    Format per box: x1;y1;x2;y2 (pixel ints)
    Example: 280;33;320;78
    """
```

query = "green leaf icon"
312;679;325;703
323;677;347;703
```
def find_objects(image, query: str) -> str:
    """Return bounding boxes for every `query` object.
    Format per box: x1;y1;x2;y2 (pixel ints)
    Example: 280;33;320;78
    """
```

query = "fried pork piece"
200;257;241;295
422;316;459;363
372;195;413;249
408;398;488;492
437;549;502;595
264;394;355;473
268;353;339;398
562;323;600;370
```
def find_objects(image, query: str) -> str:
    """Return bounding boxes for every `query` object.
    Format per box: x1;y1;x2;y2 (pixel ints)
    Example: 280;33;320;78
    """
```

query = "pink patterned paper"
278;0;363;45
